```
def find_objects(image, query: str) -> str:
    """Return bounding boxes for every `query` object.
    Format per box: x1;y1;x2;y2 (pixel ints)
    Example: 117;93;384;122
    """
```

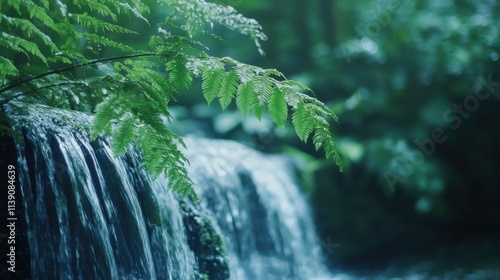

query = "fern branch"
0;82;88;107
0;53;157;96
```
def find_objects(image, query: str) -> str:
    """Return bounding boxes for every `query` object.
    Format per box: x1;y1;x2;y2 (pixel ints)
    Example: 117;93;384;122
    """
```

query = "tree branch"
0;82;89;107
0;53;158;96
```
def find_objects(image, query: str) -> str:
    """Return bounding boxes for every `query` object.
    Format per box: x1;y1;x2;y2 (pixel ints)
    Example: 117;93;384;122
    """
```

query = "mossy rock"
180;200;230;280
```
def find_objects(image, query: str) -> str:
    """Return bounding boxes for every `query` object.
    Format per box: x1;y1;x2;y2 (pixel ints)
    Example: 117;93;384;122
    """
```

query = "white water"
183;138;330;279
10;104;333;279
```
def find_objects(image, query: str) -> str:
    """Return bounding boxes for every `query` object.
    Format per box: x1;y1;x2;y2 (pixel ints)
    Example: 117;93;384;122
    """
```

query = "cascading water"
184;138;330;280
3;103;334;280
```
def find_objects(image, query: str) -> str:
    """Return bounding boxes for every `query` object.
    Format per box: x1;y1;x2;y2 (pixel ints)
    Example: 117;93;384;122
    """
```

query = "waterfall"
183;138;329;279
5;103;332;280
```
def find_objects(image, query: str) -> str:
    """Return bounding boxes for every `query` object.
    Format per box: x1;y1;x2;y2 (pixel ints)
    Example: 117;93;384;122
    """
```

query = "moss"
180;200;230;280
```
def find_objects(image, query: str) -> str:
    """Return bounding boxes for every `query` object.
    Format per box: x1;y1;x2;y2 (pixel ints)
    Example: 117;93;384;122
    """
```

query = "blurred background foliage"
155;0;500;275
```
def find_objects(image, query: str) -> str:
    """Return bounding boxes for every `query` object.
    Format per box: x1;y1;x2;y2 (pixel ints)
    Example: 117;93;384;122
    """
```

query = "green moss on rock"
180;200;230;280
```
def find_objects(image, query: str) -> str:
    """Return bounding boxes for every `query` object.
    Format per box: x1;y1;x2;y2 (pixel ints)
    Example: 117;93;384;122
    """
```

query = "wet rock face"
6;104;332;280
181;200;230;280
0;122;31;280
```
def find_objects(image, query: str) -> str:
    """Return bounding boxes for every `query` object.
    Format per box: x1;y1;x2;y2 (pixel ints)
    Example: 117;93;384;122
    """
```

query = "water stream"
6;103;332;280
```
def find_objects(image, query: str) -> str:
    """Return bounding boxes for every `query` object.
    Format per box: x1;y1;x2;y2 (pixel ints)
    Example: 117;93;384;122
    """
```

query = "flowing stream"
5;103;333;280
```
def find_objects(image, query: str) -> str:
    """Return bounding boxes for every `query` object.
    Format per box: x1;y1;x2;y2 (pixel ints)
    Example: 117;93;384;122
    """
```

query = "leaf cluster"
0;0;342;198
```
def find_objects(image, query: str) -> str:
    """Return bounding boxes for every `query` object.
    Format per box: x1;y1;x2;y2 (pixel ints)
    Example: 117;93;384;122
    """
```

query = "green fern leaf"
82;33;135;53
201;69;224;104
0;32;47;64
282;80;314;95
169;0;267;54
298;93;338;123
0;57;19;81
252;103;266;120
87;2;118;21
313;126;344;171
268;87;288;127
235;63;255;84
292;102;315;142
263;68;285;79
4;0;21;14
2;16;58;52
166;58;193;92
135;122;196;199
112;114;137;154
137;82;170;115
73;13;137;34
219;70;239;110
115;2;150;24
254;74;273;105
92;97;120;138
236;81;255;116
136;71;172;108
0;0;343;198
25;1;58;32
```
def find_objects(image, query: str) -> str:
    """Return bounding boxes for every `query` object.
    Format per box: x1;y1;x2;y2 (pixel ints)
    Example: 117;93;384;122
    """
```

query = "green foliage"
166;0;267;55
268;87;287;127
0;0;342;198
235;82;255;116
201;68;224;104
167;57;193;93
218;70;238;109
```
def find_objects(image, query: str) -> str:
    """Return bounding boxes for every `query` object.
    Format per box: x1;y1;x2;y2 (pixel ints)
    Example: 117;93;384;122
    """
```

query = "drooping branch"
0;53;158;96
0;82;89;107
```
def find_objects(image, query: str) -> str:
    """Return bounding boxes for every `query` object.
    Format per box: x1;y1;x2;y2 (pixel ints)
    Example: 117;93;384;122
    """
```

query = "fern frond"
289;93;343;170
112;114;137;154
252;103;267;120
2;16;59;52
268;87;288;127
235;63;256;84
292;102;316;142
138;83;170;115
3;0;22;14
1;0;343;199
218;70;239;109
236;81;255;116
82;33;135;53
166;57;193;92
263;68;285;79
165;0;267;54
0;57;19;82
24;1;59;32
134;68;173;103
0;32;47;64
201;69;224;105
282;80;315;95
72;13;138;34
92;96;121;138
254;74;273;105
313;126;344;171
129;104;196;198
72;0;149;23
112;69;170;117
116;2;150;24
298;93;338;123
86;2;119;21
38;0;49;9
277;84;301;108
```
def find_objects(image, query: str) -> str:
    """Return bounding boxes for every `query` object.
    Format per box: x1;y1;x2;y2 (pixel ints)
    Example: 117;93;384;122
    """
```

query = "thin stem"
0;53;158;95
0;82;88;107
